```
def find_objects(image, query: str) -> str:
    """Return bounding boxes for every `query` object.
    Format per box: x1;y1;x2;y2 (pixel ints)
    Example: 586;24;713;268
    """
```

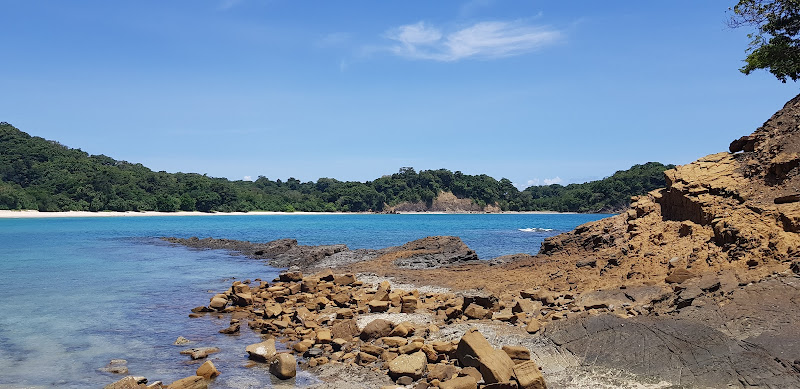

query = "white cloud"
543;176;563;185
385;20;561;61
514;177;563;190
243;175;253;181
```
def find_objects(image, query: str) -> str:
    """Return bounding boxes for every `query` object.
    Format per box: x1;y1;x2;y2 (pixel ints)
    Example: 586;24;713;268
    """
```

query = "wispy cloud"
385;20;561;61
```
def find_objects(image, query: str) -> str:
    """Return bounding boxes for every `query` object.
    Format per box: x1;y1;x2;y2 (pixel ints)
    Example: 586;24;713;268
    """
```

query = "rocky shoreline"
108;95;800;388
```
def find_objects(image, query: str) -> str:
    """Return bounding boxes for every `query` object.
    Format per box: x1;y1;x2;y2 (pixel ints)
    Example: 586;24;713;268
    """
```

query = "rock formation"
541;94;800;287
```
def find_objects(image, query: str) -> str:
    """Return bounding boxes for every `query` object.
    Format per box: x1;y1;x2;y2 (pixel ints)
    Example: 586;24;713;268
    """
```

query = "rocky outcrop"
384;191;502;213
541;94;800;287
162;235;478;270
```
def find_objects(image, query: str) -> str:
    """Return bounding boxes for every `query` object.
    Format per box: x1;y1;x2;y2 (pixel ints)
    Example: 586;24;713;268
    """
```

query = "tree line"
0;123;673;213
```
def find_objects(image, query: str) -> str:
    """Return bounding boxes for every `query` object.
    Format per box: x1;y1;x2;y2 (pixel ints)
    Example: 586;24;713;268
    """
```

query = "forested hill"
0;123;673;213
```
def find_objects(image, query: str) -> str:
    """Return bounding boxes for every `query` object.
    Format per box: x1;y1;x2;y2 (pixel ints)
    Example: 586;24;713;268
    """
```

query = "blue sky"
1;1;798;188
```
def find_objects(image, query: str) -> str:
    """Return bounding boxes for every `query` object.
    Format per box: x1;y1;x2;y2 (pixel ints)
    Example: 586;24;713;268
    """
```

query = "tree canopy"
730;0;800;82
0;123;673;213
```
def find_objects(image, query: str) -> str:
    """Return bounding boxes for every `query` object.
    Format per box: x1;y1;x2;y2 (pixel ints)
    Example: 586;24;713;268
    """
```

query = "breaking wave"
518;227;554;232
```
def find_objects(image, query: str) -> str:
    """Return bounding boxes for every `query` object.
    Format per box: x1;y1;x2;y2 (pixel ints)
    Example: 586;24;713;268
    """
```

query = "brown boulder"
269;353;297;379
455;328;514;384
245;339;276;362
167;376;207;389
513;360;547;389
361;319;394;340
388;351;427;380
331;318;360;340
104;376;146;389
439;376;478;389
195;360;220;379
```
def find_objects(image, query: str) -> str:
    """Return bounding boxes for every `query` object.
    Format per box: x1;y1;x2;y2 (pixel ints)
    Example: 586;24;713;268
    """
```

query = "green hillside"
0;122;673;213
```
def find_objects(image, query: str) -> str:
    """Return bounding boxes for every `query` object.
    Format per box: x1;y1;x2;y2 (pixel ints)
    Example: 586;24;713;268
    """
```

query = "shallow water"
0;213;608;387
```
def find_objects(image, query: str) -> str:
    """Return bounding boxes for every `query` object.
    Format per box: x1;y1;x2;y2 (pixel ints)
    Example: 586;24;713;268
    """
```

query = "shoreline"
0;210;591;219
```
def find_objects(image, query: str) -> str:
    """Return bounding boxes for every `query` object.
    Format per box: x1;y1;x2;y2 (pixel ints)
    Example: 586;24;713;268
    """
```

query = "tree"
730;0;800;82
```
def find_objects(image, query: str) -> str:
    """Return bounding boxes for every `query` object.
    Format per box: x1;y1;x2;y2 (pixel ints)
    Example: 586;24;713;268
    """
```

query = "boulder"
173;336;192;345
179;347;220;360
513;360;547;389
269;353;297;380
333;273;356;285
439;376;478;389
428;364;459;381
455;329;515;384
388;351;427;380
331;318;360;340
208;297;227;311
526;319;541;334
195;360;220;379
167;376;207;389
464;303;491;320
501;345;530;361
99;359;129;375
401;296;418;313
104;376;146;389
245;339;276;362
361;319;394;340
368;300;390;313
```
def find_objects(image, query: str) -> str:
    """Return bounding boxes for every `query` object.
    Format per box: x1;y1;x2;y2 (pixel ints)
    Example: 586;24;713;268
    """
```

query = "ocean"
0;213;609;388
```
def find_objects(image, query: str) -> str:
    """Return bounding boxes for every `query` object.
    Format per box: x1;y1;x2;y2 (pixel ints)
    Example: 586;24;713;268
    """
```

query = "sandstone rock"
316;329;332;343
279;271;303;282
501;345;530;361
219;322;240;334
336;308;354;319
361;343;384;356
665;268;695;284
526;319;541;334
99;359;129;375
513;360;546;389
459;366;483;381
104;376;145;389
381;337;408;347
293;339;314;353
180;347;220;360
388;351;427;380
401;296;418;313
358;352;379;365
167;376;207;389
389;322;412;337
333;273;356;285
399;341;423;354
263;303;282;318
369;300;390;313
455;328;514;384
331;318;360;340
439;376;478;389
464;303;491;320
245;339;276;362
428;364;459;381
269;353;297;380
361;319;394;340
195;360;220;379
173;336;192;345
208;297;227;311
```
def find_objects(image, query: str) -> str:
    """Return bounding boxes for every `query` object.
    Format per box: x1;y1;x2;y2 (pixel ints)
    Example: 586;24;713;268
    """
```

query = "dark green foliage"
519;162;675;212
730;0;800;82
0;123;673;213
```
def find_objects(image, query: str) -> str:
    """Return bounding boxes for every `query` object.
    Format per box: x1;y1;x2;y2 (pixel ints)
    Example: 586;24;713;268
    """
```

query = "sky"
1;1;798;189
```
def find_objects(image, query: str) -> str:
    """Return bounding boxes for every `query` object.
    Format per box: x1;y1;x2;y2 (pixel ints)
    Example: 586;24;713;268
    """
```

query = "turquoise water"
0;213;608;388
